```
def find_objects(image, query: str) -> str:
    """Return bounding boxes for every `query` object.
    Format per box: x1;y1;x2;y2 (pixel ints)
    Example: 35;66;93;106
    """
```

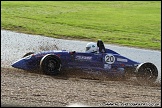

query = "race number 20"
105;54;115;64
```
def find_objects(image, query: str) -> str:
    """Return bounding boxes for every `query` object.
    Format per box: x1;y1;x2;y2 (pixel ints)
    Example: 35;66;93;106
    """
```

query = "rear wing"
97;39;106;53
97;39;119;54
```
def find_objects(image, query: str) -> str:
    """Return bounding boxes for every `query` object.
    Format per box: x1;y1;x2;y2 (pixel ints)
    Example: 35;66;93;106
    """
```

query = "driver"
85;42;98;53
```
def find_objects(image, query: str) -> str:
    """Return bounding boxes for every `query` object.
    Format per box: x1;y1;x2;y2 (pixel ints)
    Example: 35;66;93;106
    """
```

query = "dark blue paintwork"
12;47;140;77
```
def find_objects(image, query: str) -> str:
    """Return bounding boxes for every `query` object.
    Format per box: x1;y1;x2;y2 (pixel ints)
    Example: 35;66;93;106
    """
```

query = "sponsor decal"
105;54;115;64
117;58;128;62
125;64;132;67
104;64;111;69
75;56;92;61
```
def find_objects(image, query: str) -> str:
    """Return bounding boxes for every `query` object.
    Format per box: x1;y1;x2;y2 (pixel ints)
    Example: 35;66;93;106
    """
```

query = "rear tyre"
40;54;61;75
135;62;158;85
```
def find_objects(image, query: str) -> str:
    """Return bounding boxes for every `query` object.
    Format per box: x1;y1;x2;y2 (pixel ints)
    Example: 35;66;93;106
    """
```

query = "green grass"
1;1;161;50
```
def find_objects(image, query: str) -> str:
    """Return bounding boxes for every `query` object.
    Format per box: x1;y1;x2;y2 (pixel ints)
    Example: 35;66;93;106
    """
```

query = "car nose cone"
11;59;28;70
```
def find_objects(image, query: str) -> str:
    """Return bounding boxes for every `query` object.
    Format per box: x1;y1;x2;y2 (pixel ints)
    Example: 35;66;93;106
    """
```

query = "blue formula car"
12;40;158;83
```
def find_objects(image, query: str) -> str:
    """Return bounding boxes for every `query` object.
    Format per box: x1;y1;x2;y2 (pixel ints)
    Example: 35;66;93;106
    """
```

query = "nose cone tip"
11;63;19;68
11;63;15;67
11;59;27;70
11;61;21;69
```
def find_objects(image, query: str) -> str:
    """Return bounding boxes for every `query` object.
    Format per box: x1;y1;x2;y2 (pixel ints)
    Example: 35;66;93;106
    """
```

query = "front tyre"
40;54;61;75
135;62;158;84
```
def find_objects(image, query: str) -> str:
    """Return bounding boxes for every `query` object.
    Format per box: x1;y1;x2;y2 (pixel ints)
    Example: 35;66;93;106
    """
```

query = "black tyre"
135;62;158;84
23;52;34;58
40;54;61;75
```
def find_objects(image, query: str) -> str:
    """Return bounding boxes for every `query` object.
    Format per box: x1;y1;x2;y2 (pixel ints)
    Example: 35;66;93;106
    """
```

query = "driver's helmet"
85;42;98;53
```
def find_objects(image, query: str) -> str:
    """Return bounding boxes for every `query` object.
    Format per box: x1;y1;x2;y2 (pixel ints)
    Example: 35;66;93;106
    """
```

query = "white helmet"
85;42;98;53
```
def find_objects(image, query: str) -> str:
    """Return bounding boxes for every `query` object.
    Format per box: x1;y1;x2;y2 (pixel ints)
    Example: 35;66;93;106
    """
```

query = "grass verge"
1;1;161;50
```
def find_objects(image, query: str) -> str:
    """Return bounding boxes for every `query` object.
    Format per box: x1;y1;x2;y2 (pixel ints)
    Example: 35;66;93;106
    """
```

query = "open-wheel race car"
12;40;158;83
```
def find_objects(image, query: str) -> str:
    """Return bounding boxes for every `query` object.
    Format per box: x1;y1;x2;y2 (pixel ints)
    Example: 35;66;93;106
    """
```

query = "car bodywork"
12;40;158;83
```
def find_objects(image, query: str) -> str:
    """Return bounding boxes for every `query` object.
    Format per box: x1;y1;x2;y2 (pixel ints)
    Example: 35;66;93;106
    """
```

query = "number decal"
105;54;115;64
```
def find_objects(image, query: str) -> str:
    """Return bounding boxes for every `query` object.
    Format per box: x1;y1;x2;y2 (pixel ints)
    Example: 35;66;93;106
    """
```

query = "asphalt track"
1;30;161;82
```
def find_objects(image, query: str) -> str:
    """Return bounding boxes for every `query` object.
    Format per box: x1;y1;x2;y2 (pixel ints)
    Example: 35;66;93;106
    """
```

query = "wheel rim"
137;64;157;82
47;59;57;73
139;67;153;80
